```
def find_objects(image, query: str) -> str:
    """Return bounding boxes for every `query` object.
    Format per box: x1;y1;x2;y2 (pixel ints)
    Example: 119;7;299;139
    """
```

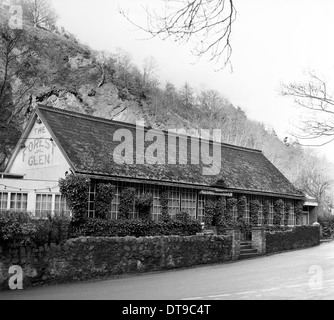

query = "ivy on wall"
58;174;90;225
263;200;270;226
204;197;227;231
250;200;261;226
274;199;284;226
295;201;304;225
160;191;170;220
135;193;153;220
119;188;136;220
237;196;247;225
204;198;216;229
216;197;227;231
284;201;292;226
95;183;116;220
226;198;237;224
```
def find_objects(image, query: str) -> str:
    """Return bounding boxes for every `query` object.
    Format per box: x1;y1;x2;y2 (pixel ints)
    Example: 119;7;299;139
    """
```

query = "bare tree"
294;152;334;215
14;0;57;28
281;71;334;146
120;0;236;70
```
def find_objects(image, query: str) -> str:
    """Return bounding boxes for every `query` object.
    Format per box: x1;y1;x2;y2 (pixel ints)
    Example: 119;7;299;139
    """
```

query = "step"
239;252;262;260
240;244;253;250
240;248;258;254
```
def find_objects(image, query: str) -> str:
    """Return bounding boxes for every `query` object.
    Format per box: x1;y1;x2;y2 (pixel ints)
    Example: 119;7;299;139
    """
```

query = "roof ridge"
36;104;263;154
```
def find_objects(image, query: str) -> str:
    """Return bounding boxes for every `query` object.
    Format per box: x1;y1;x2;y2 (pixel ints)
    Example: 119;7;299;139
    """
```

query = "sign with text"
22;125;56;168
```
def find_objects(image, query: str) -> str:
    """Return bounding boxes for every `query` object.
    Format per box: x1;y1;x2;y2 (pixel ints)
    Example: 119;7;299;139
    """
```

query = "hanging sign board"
200;190;233;197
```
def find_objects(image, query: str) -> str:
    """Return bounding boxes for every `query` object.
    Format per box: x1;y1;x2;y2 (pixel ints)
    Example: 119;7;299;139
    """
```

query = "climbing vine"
118;187;136;220
135;193;153;220
95;183;116;219
226;198;237;224
58;174;90;225
237;196;247;225
160;190;170;220
274;199;284;226
203;196;227;231
216;197;227;231
250;200;261;226
295;201;304;225
263;200;270;226
204;198;216;229
284;201;292;226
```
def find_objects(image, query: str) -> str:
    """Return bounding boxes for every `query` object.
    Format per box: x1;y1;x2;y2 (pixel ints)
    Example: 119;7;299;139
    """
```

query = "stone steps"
239;241;262;260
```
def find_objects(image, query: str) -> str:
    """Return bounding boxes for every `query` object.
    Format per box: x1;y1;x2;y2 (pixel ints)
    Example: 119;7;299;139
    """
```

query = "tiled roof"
36;105;304;199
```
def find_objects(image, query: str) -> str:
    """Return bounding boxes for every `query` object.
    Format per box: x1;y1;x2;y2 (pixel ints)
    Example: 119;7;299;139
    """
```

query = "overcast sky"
51;0;334;162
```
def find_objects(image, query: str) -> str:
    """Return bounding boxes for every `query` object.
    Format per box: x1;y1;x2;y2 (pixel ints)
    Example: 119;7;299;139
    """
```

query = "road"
1;242;334;300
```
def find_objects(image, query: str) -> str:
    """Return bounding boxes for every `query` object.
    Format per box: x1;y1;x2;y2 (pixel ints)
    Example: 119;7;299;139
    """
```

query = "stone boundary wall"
0;235;232;291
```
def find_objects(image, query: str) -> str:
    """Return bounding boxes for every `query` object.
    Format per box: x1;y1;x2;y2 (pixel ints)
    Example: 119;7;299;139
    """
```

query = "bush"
59;174;90;225
318;214;334;238
119;187;136;219
135;193;153;220
0;211;71;247
95;183;116;219
72;217;202;238
273;199;284;226
0;211;37;245
266;226;320;254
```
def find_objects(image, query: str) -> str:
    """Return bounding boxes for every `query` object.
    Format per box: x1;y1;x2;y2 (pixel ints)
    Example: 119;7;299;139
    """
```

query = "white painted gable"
8;118;70;181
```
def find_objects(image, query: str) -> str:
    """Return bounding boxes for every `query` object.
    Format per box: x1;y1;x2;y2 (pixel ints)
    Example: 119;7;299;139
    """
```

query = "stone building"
0;105;318;225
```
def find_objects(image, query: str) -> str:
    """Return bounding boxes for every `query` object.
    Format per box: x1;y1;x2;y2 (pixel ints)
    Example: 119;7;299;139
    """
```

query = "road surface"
1;242;334;300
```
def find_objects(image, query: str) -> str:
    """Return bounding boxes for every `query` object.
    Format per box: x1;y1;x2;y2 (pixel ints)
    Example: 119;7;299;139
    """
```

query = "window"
10;193;28;211
54;195;71;217
245;196;250;224
288;203;295;226
253;196;263;225
111;185;120;220
198;193;205;223
0;192;8;211
145;186;161;221
87;183;97;218
269;198;274;225
35;194;52;218
181;188;197;219
168;187;180;219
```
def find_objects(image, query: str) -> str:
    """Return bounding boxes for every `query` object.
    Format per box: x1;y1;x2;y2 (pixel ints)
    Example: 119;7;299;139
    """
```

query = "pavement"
1;241;334;300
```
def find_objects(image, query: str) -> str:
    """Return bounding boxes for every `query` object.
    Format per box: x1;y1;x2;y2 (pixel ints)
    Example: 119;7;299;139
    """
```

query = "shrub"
160;190;170;219
204;198;216;229
318;214;334;238
72;217;202;238
135;193;153;220
273;199;284;226
0;210;71;247
95;183;116;219
226;198;237;224
175;211;192;224
263;200;270;226
284;201;292;226
266;226;320;254
250;200;260;226
59;174;90;225
0;211;37;245
119;187;136;219
237;196;247;225
295;201;304;225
